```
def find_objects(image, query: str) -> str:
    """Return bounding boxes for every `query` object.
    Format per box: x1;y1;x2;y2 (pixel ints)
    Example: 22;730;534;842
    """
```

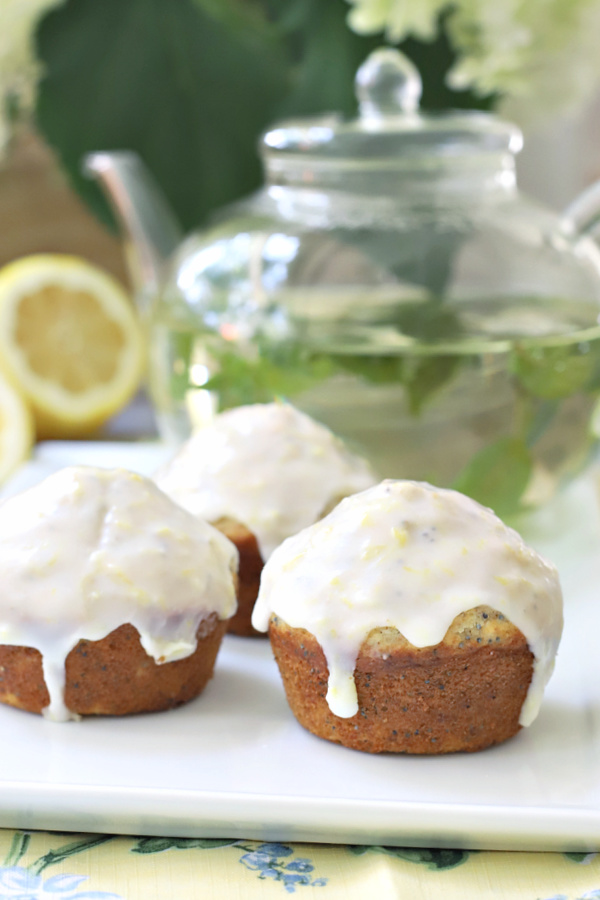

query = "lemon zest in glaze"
392;526;408;547
0;466;238;721
155;403;376;560
253;480;563;728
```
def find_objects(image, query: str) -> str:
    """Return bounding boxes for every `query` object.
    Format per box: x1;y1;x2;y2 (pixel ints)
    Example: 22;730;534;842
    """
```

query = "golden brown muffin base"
213;518;264;637
268;606;534;754
0;614;226;717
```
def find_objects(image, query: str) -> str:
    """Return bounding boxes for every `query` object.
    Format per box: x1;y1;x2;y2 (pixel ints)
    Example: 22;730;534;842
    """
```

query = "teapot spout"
83;151;183;314
559;178;600;240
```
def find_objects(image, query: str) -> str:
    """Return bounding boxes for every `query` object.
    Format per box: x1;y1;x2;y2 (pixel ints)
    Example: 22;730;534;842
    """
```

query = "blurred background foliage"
33;0;494;234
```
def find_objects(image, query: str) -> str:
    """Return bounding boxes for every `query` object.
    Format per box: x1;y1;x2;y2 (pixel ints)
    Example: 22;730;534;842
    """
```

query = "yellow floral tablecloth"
0;830;598;899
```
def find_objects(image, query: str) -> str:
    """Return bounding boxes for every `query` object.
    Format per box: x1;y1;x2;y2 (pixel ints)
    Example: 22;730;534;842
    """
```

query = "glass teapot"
86;48;600;515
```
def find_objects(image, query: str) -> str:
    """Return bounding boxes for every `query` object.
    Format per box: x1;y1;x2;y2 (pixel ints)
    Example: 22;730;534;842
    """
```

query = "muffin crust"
155;403;376;637
269;607;534;754
213;518;264;637
0;466;238;720
0;616;226;717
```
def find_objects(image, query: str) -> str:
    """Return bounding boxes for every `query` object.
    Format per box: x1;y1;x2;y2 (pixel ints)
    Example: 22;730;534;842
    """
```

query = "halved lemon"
0;254;145;439
0;372;34;482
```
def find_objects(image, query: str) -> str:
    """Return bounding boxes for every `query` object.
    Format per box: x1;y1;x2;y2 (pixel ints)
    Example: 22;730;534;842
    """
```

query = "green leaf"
525;399;559;447
30;836;117;874
335;352;462;414
34;0;497;235
401;11;497;111
132;837;237;854
346;845;469;870
35;0;289;231
382;848;469;870
205;348;334;409
267;1;495;114
563;851;597;863
205;342;462;416
3;832;31;867
271;0;382;118
451;437;533;517
131;838;182;854
400;354;461;415
511;341;598;400
392;300;465;342
192;0;279;37
335;355;404;385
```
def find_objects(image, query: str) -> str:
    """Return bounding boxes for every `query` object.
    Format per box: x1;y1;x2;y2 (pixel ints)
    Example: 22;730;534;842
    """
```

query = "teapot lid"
262;48;523;163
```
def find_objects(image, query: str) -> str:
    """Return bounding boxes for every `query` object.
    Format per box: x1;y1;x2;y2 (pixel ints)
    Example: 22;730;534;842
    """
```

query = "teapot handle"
559;178;600;239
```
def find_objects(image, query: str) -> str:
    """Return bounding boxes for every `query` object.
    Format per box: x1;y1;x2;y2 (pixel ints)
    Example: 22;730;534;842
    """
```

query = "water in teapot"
87;48;600;516
148;281;600;514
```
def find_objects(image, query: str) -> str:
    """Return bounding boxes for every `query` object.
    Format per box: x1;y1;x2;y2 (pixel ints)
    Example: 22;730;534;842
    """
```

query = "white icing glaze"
155;403;376;560
0;466;238;722
252;480;563;727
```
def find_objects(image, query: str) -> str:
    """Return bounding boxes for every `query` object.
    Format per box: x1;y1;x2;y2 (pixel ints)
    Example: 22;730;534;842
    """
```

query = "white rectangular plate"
0;441;598;851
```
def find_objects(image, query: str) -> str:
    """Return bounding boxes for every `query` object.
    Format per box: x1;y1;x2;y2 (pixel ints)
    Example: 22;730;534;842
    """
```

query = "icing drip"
252;480;563;727
0;466;238;721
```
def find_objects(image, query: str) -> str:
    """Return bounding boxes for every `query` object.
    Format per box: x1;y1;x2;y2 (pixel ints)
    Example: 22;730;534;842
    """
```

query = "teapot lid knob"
356;47;422;117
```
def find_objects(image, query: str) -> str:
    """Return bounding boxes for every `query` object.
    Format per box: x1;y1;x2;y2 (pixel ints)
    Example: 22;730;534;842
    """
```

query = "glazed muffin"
155;402;376;636
252;480;563;754
0;466;238;721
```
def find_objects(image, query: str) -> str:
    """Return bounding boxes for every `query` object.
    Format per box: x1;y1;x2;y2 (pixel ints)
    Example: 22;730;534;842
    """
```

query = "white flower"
347;0;446;42
0;0;64;156
346;0;600;122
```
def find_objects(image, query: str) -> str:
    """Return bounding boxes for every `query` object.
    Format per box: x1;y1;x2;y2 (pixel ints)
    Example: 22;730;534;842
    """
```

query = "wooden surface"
0;126;128;285
0;126;156;440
